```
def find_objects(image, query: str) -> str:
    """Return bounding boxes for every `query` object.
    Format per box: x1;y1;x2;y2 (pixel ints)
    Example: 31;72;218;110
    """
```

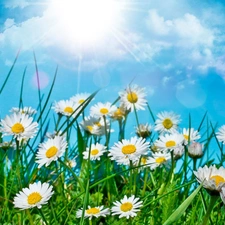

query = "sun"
48;0;121;45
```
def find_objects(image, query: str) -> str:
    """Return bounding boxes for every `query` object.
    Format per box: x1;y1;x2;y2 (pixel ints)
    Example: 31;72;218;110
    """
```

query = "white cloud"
146;10;214;47
4;19;15;29
0;3;132;69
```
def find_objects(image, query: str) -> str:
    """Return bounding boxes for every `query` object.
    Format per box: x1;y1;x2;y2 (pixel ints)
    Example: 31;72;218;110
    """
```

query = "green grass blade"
19;66;27;108
33;51;43;138
163;183;202;225
36;65;58;123
0;49;20;94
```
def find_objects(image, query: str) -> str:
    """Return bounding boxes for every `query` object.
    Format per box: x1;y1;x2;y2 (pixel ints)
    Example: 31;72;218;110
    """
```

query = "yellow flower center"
87;126;93;132
94;122;101;127
162;118;173;129
27;192;42;205
141;157;147;164
155;157;166;164
11;123;25;134
127;92;138;103
120;202;133;212
79;99;85;104
64;106;73;114
86;207;100;214
210;175;225;187
46;146;58;158
183;134;189;141
122;144;136;154
91;149;99;156
165;140;176;148
113;108;124;119
100;108;109;114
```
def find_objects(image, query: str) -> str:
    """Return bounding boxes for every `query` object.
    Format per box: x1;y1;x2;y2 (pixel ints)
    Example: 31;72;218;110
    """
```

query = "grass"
0;54;225;225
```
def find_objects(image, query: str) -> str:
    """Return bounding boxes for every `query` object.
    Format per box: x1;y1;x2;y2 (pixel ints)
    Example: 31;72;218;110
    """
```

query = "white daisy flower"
136;123;152;138
76;205;110;220
70;92;91;105
133;156;151;171
110;106;127;121
216;125;225;144
0;141;16;150
111;195;143;219
119;84;147;112
10;107;37;116
80;116;110;136
147;152;171;170
0;113;38;142
154;111;181;133
13;181;54;210
35;135;67;168
194;165;225;192
182;128;201;145
52;99;79;117
154;133;184;152
108;136;150;166
67;158;77;168
83;143;107;161
90;102;117;118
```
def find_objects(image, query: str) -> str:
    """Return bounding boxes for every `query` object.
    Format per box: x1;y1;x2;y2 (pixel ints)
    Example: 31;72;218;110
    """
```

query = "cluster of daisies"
13;180;142;219
1;83;225;219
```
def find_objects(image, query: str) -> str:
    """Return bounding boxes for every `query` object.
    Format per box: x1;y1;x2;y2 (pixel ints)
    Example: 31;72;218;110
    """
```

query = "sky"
1;0;225;139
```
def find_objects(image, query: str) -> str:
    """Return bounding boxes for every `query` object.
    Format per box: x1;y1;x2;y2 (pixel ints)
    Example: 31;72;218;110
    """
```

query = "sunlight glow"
48;0;121;44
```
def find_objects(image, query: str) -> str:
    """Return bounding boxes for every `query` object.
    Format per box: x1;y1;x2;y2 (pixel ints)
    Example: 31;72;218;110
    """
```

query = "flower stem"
201;195;219;225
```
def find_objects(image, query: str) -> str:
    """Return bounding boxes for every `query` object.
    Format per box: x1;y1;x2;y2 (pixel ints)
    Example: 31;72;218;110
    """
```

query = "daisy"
194;165;225;192
154;133;184;152
147;152;171;170
10;107;37;116
108;136;150;166
0;141;16;151
13;181;54;210
90;102;117;118
154;111;181;133
111;195;143;219
83;143;107;161
76;205;110;220
80;116;110;136
110;106;126;121
136;123;152;138
119;84;147;112
182;128;201;145
188;142;204;159
0;113;38;142
216;125;225;144
52;99;79;117
67;158;77;168
70;92;91;105
36;135;67;168
133;156;151;171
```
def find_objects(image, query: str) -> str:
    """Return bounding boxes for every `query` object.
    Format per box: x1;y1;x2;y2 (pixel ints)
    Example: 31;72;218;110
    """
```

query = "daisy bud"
135;123;152;139
173;146;185;160
188;142;204;158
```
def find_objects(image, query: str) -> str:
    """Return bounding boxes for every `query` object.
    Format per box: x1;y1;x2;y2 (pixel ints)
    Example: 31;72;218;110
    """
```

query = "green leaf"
163;184;202;225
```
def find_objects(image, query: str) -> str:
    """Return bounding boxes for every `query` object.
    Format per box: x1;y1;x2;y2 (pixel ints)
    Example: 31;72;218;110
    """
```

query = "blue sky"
1;0;225;135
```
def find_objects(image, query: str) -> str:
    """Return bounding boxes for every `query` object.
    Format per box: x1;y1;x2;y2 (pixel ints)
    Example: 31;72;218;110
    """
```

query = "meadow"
1;54;225;225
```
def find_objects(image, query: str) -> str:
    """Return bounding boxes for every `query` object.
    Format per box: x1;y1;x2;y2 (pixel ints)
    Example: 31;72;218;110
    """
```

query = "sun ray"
110;27;142;63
